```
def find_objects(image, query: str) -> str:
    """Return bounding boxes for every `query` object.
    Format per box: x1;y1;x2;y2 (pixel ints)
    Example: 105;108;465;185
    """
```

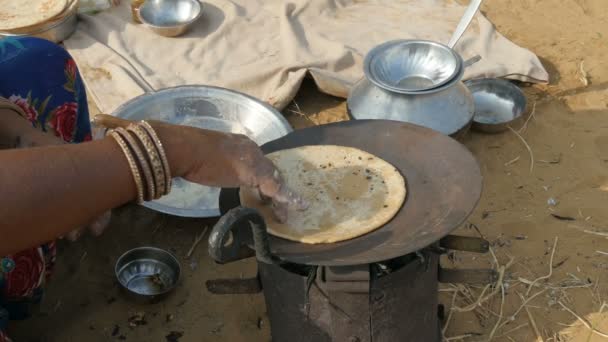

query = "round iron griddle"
219;120;482;266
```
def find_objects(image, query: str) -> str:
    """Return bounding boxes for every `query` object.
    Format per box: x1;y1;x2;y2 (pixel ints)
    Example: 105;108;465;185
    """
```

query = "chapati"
0;0;68;31
240;145;406;244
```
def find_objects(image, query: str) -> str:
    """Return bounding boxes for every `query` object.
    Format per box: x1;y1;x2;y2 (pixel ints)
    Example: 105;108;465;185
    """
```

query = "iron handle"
463;55;481;69
208;206;276;264
440;235;489;253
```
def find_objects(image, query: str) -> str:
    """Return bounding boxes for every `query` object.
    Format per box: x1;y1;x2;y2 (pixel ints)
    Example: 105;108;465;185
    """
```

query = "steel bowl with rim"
112;85;293;218
115;247;181;298
364;39;463;94
465;78;527;133
138;0;203;37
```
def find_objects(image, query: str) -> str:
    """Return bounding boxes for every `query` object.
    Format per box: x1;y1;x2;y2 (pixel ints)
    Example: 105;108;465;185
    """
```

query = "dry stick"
288;100;315;124
519;101;537;133
524;237;558;296
568;224;608;238
494;323;529;338
508;126;534;173
585;303;608;342
186;226;209;258
523;300;543;342
498;289;548;331
458;284;492;318
487;282;506;341
445;334;473;341
518;278;591;290
452;284;492;313
495;238;557;336
558;301;608;339
591;277;601;304
504;156;521;166
443;290;459;335
583;230;608;238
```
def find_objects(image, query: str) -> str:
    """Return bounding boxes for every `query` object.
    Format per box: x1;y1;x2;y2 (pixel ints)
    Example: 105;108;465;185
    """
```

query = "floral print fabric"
0;37;91;341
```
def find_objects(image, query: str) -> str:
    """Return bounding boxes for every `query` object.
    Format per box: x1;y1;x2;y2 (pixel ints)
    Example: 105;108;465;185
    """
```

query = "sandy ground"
8;0;608;341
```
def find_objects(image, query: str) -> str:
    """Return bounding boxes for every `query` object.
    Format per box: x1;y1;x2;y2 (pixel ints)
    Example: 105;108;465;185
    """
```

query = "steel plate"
220;120;482;265
113;85;292;217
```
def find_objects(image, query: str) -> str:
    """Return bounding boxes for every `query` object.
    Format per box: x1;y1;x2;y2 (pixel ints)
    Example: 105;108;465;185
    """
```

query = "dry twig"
519;101;537;133
508;126;534;173
444;334;473;341
504;156;521;166
524;301;543;342
499;289;547;331
523;237;558;296
186;226;209;258
494;323;529;338
568;224;608;238
443;290;459;335
487;282;506;341
558;301;608;339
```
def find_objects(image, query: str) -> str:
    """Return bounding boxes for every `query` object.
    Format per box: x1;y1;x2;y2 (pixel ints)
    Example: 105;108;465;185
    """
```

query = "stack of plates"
0;0;79;43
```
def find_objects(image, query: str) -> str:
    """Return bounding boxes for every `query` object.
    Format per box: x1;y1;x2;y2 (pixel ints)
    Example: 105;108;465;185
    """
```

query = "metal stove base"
258;252;440;342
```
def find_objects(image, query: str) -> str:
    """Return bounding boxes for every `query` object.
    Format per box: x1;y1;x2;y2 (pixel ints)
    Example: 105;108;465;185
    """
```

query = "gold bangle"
140;121;172;195
109;130;144;204
114;127;156;201
127;124;165;200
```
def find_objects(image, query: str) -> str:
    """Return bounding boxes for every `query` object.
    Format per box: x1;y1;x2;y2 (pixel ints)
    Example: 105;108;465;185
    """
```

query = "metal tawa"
113;85;292;217
219;120;482;266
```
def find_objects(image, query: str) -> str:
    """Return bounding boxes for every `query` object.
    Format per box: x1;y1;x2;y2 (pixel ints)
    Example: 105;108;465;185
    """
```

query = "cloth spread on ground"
64;0;549;114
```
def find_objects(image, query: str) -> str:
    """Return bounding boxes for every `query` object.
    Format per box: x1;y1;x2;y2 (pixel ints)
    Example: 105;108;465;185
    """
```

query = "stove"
205;120;491;342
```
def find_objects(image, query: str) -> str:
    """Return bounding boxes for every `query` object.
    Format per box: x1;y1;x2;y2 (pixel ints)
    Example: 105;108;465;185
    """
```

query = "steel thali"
113;85;292;217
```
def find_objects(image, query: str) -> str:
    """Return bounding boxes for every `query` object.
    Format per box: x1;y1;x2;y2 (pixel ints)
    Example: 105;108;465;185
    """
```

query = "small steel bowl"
138;0;203;37
364;39;462;94
115;247;181;298
465;78;527;133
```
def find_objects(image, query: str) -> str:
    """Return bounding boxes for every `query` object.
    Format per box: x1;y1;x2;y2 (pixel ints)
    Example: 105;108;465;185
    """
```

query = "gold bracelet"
109;130;145;204
140;121;172;195
127;124;165;200
114;127;156;201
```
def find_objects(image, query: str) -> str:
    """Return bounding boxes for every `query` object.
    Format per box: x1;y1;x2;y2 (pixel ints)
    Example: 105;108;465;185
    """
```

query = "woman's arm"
0;137;136;254
0;108;64;150
0;114;305;255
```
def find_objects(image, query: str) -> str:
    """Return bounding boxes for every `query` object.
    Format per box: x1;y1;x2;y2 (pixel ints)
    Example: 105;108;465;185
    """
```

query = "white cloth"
65;0;549;114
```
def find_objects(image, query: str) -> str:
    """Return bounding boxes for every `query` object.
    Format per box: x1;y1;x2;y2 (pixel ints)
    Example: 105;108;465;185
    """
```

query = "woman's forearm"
0;138;136;254
0;108;64;149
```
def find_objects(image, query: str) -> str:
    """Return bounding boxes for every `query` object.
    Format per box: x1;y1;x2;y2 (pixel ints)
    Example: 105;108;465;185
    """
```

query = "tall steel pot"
347;40;478;139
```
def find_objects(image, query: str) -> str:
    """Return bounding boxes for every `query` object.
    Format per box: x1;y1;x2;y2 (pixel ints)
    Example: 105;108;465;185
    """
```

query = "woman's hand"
94;115;307;221
0;109;112;239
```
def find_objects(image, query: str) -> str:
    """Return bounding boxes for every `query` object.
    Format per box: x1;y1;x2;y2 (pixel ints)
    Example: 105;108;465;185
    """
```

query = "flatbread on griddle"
0;0;68;31
240;145;406;244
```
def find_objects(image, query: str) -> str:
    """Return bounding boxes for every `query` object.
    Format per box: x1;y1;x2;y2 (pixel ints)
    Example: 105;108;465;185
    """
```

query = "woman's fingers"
257;171;308;223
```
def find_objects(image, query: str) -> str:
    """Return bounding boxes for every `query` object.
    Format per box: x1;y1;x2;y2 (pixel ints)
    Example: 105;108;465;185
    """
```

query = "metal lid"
364;40;463;94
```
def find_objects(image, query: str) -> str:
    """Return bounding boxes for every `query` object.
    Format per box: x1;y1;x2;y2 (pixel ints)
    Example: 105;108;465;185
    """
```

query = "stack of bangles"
107;121;172;204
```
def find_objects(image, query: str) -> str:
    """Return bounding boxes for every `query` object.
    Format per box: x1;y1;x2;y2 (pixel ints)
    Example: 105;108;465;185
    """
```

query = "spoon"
447;0;483;48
